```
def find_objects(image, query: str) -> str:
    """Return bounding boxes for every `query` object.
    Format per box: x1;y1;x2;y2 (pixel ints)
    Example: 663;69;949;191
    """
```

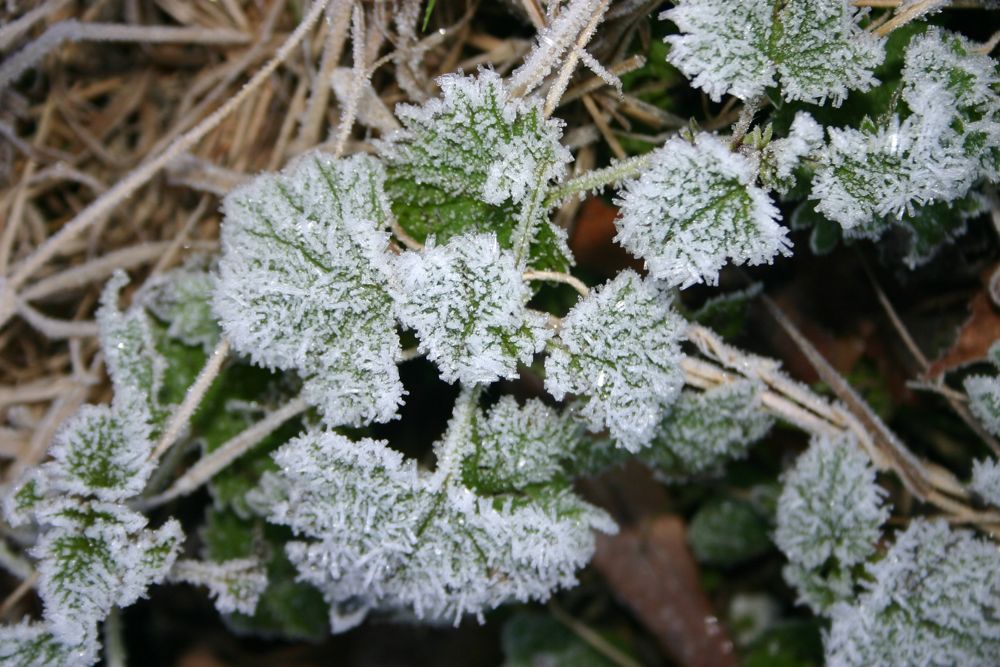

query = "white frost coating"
0;621;99;667
251;399;613;629
392;233;551;384
663;0;883;105
775;433;888;572
137;256;220;352
170;558;268;616
545;271;686;452
615;134;790;288
970;458;1000;508
215;152;403;427
466;396;580;492
761;112;824;194
812;28;1000;231
965;374;1000;438
825;520;1000;666
31;501;182;645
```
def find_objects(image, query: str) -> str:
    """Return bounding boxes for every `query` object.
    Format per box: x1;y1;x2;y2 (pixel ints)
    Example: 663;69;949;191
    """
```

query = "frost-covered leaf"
545;271;685;452
614;134;790;288
759;113;824;195
825;519;1000;666
965;373;1000;438
137;257;220;351
663;0;884;105
170;558;268;616
895;192;987;268
43;404;154;502
812;28;999;233
687;498;771;566
251;394;614;629
215;152;403;427
775;433;888;572
31;501;181;644
462;396;579;493
783;562;856;616
970;458;1000;508
643;380;774;480
380;71;573;271
392;232;550;384
0;621;98;667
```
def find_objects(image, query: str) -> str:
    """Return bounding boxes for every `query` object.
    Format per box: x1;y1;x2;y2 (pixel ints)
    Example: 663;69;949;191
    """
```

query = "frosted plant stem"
295;0;353;150
332;3;366;158
0;0;331;331
523;269;589;297
873;0;952;37
104;608;126;667
0;21;251;93
150;337;231;462
0;0;70;51
545;154;651;206
729;95;765;149
15;300;98;339
542;0;611;117
141;397;308;509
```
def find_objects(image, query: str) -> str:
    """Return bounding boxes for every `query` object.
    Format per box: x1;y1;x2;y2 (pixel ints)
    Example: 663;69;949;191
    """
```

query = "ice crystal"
380;70;573;271
615;133;790;288
170;558;268;616
663;0;883;105
392;232;550;384
970;457;1000;507
215;152;403;427
812;28;999;231
826;520;1000;666
250;392;613;630
644;380;774;480
544;271;685;452
775;433;888;571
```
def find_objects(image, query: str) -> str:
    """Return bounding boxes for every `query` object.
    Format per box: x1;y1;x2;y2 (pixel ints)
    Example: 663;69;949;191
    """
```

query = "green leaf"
501;610;618;667
688;498;771;566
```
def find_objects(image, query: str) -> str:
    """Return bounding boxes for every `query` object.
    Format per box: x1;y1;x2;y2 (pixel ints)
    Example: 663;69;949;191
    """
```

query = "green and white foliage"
644;380;774;481
249;391;614;630
825;519;1000;666
758;113;824;195
380;70;573;271
392;232;550;384
663;0;884;105
137;256;220;351
215;152;403;427
775;433;888;613
964;342;1000;438
811;28;999;233
545;271;686;452
0;621;98;667
970;458;1000;508
614;133;791;288
1;273;184;660
170;558;268;616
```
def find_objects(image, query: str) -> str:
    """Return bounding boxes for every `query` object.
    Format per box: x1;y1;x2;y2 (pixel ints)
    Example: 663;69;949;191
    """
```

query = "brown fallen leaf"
568;197;643;278
591;515;737;667
926;268;1000;379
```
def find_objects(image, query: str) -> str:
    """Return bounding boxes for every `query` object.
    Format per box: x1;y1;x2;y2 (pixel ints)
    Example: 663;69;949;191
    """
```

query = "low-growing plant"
1;1;999;665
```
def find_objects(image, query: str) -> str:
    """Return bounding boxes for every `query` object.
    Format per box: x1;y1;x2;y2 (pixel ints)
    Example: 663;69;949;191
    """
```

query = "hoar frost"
615;133;791;288
392;232;550;384
545;270;685;452
663;0;884;105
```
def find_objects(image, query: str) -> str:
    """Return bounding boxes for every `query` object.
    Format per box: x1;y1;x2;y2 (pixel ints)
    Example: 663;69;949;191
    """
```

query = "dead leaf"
926;270;1000;379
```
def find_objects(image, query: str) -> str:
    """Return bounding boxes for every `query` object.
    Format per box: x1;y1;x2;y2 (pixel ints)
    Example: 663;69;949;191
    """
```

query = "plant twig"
523;269;589;297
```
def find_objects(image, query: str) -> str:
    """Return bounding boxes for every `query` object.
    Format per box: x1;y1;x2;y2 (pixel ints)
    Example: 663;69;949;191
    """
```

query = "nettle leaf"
43;404;154;502
687;498;771;567
462;396;579;494
812;28;999;233
825;519;1000;666
615;133;791;288
215;152;403;427
0;621;98;667
663;0;884;105
251;393;613;630
643;380;774;481
895;192;987;269
965;373;1000;438
392;232;551;384
31;501;181;645
759;112;824;195
380;70;573;271
775;433;888;571
170;558;268;616
971;458;1000;508
137;256;220;352
545;271;686;452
